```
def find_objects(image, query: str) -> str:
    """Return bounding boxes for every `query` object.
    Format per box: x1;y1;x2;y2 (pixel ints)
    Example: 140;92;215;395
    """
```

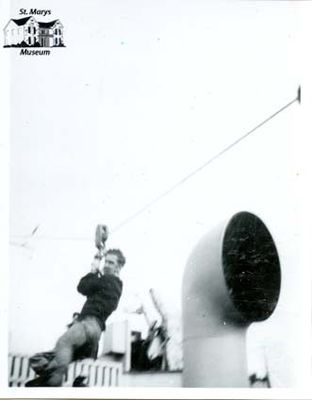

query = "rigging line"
10;235;91;241
10;88;301;242
111;90;300;234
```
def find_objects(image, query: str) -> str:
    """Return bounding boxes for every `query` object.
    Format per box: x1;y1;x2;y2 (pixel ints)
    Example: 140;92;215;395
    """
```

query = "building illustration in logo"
3;16;64;47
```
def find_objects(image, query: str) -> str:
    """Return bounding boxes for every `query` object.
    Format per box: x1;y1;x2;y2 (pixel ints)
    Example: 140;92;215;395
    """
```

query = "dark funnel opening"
222;212;281;322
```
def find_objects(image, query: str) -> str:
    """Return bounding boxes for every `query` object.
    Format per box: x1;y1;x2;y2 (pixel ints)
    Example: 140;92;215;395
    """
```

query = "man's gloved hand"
91;252;102;274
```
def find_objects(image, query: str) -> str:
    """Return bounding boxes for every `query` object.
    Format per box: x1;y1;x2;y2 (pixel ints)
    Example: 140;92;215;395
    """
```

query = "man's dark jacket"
77;272;123;331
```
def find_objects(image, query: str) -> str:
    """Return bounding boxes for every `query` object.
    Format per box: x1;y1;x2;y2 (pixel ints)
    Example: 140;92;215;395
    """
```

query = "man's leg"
44;321;88;386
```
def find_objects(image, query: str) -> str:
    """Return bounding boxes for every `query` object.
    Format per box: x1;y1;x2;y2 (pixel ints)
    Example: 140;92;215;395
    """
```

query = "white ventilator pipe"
182;211;281;387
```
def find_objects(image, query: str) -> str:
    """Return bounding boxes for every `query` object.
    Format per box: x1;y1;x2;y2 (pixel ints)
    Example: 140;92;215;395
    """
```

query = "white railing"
64;358;122;387
8;354;122;387
8;354;35;387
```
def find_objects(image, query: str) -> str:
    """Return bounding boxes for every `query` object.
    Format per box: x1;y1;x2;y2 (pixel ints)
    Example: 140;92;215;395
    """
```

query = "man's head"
103;249;126;276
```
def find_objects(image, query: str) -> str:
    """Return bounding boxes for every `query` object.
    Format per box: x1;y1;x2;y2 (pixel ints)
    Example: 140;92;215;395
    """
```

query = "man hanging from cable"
26;225;126;387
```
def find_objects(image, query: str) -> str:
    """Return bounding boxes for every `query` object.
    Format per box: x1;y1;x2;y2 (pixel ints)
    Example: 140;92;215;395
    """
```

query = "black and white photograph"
0;0;312;398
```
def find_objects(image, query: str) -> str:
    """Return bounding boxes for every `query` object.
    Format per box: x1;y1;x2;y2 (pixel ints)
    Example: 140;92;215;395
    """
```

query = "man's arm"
77;251;104;295
77;271;123;308
77;273;102;295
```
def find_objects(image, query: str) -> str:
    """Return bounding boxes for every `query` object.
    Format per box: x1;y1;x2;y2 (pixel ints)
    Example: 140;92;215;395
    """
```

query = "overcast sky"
2;0;312;389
